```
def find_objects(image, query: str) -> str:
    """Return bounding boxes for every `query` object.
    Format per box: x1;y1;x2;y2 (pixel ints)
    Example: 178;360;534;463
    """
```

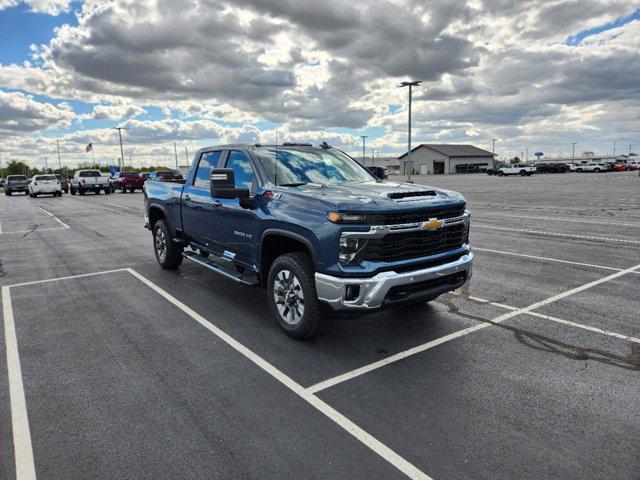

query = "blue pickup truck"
144;143;472;338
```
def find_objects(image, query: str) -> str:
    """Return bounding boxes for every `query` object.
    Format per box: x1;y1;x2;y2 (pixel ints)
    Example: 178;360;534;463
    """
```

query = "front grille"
386;272;467;302
369;203;466;225
363;223;466;262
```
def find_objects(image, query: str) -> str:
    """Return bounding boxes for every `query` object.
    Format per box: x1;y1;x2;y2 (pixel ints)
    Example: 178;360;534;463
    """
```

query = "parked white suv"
70;169;111;195
498;164;536;176
28;175;62;197
574;163;606;173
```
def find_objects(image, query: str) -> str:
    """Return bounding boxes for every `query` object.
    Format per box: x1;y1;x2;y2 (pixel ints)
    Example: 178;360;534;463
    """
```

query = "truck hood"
276;180;466;212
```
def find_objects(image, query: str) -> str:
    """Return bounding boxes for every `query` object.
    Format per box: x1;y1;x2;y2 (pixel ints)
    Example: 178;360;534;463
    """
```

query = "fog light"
345;284;360;302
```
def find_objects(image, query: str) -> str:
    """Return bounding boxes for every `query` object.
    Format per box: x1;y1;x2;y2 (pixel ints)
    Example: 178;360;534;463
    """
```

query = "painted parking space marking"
306;262;640;394
473;247;625;271
473;212;640;229
2;268;431;480
37;207;70;229
474;224;640;244
2;287;37;480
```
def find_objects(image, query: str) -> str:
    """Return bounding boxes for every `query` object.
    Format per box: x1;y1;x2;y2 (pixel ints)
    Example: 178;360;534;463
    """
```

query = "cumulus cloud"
0;0;638;160
0;89;75;136
0;0;72;15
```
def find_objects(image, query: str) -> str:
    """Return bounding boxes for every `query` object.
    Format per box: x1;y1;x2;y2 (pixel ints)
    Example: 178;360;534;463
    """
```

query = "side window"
225;151;254;190
193;151;222;189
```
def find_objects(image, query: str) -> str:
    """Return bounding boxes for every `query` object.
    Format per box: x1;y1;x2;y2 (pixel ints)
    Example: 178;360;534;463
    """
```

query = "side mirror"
210;168;250;200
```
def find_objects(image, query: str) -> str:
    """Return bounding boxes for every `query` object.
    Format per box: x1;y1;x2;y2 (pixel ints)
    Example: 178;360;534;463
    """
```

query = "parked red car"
111;171;146;193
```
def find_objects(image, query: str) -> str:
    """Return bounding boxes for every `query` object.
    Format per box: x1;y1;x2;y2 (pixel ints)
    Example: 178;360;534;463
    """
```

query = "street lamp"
113;127;126;171
56;140;63;172
571;142;577;159
44;157;48;173
360;135;368;166
399;80;421;182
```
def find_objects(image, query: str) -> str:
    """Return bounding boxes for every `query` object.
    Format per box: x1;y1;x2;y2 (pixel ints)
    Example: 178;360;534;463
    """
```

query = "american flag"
85;142;93;153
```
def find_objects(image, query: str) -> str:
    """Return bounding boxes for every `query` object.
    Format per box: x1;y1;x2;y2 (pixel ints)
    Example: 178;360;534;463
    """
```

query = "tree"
511;156;521;164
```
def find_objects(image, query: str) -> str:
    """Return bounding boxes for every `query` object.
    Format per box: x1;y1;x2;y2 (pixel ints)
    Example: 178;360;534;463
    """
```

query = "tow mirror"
210;168;250;200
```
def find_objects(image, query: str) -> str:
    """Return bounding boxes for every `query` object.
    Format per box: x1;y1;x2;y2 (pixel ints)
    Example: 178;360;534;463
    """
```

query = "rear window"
35;175;55;181
121;172;139;178
79;170;101;177
7;175;27;181
158;171;175;177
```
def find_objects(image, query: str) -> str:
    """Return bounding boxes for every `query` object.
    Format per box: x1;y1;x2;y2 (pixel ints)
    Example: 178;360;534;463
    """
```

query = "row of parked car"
1;169;184;197
487;160;640;176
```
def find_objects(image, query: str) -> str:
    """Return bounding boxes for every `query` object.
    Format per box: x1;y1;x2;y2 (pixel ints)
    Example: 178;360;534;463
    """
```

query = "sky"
0;0;639;170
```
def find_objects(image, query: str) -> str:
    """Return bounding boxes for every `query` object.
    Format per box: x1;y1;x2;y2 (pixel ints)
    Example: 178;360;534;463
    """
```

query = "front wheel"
104;188;110;195
153;219;183;269
498;171;505;176
594;168;600;173
576;168;583;173
520;170;526;176
267;252;323;339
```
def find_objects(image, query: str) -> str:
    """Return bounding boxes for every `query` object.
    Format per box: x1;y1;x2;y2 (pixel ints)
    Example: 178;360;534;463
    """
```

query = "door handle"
212;200;222;207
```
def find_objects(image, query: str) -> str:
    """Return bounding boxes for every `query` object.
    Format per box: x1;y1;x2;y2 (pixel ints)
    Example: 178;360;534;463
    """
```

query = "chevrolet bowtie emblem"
422;218;444;230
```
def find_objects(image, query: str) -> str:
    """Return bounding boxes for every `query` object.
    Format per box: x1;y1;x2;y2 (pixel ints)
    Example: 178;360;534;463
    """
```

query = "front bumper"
315;252;473;312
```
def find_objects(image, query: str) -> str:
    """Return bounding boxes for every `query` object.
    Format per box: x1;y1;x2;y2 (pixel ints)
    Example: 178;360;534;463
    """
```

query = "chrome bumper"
315;252;473;312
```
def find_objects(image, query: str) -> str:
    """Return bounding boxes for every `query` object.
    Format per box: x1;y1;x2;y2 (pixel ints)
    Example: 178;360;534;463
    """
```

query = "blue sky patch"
566;7;639;45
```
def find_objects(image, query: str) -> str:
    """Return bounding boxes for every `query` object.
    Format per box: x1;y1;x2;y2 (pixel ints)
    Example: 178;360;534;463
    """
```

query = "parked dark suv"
534;162;569;173
54;174;69;194
4;175;30;195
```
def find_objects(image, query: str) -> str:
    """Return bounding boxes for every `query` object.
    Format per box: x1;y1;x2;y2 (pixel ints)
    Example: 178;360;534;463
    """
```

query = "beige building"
398;144;496;175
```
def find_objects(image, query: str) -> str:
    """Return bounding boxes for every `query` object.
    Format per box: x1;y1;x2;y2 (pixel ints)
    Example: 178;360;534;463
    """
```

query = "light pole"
113;127;126;171
184;146;189;164
492;139;496;154
571;142;577;159
360;135;368;166
44;157;48;173
630;144;634;156
399;80;421;182
56;140;62;172
0;151;4;179
173;141;179;172
613;139;616;156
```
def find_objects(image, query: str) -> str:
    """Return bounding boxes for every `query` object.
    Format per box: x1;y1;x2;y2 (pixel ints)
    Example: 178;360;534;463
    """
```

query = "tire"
498;171;505;176
594;168;600;173
129;188;135;193
520;170;526;176
32;192;37;198
79;188;85;195
153;219;183;269
267;252;323;339
121;184;126;193
576;168;583;173
5;190;11;196
104;188;110;195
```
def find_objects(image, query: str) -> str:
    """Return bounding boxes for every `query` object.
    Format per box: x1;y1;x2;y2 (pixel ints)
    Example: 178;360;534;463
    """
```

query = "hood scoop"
387;190;438;202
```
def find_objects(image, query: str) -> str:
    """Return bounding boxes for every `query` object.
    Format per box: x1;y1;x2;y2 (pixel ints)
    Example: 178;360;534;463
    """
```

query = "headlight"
339;235;367;264
328;212;370;223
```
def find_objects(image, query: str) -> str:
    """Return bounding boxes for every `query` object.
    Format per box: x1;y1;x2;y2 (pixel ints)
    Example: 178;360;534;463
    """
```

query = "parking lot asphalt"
1;171;639;479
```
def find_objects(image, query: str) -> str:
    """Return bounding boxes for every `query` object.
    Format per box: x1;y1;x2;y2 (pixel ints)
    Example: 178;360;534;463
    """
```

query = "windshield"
256;148;374;186
79;170;101;177
8;175;27;181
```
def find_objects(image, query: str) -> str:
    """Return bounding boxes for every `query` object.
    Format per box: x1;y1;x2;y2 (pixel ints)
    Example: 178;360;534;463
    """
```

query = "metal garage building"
398;144;496;175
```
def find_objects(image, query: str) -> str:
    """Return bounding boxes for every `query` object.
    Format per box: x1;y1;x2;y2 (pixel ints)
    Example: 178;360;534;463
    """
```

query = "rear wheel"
5;190;11;196
267;252;322;339
121;184;127;193
520;170;526;176
153;219;183;269
576;168;583;173
498;171;505;176
104;188;110;195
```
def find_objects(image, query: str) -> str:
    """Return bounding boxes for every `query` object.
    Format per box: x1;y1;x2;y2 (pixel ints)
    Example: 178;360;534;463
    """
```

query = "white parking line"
0;227;68;236
473;247;624;271
2;287;37;480
474;213;640;229
126;268;430;480
461;294;640;344
475;224;640;244
7;268;128;288
38;207;70;229
306;262;640;394
105;202;141;211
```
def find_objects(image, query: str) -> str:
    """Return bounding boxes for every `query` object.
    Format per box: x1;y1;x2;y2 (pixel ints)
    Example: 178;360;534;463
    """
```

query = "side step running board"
182;251;259;286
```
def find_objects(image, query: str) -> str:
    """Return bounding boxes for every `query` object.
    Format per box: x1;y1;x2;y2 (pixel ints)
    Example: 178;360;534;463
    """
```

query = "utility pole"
526;147;529;162
44;157;48;173
173;141;179;172
0;151;3;179
630;144;634;156
399;80;421;181
360;135;368;166
129;155;133;170
492;139;496;154
56;140;62;172
113;127;126;171
184;146;189;164
613;139;616;155
571;142;577;159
